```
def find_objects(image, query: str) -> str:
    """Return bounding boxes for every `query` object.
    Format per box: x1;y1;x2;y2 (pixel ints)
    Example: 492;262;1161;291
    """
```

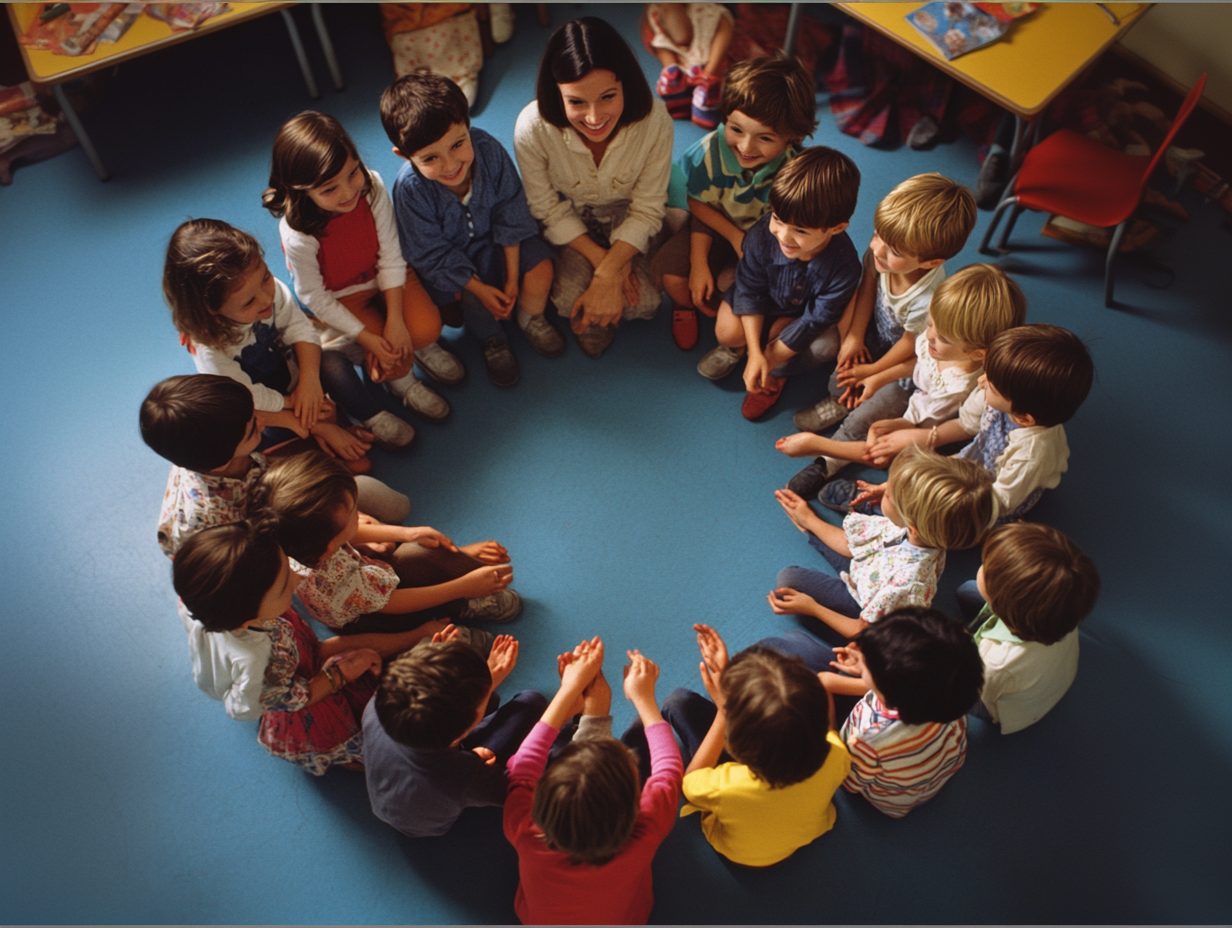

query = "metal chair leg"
1104;221;1128;307
280;9;319;99
311;5;345;91
53;83;109;181
999;203;1026;250
980;195;1017;254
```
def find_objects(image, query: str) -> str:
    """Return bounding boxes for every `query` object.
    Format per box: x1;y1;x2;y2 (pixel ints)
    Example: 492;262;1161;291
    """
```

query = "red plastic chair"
979;73;1207;307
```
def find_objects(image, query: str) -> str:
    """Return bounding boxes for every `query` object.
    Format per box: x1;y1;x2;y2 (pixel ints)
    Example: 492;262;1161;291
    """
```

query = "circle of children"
138;15;1101;926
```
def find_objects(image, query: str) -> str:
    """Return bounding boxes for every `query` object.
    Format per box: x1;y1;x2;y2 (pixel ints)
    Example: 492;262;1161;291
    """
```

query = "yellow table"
7;2;344;179
834;2;1148;160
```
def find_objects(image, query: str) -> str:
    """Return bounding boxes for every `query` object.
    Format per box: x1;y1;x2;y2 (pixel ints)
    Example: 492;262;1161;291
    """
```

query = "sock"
820;454;843;477
517;308;532;328
387;371;418;397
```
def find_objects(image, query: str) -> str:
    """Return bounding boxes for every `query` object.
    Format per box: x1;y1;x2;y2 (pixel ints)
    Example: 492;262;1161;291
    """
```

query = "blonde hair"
888;445;996;550
873;173;977;261
928;264;1027;350
721;54;818;142
163;219;264;351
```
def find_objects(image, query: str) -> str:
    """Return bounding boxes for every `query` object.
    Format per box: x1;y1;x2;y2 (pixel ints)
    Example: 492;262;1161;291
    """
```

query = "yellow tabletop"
8;2;293;84
834;2;1148;117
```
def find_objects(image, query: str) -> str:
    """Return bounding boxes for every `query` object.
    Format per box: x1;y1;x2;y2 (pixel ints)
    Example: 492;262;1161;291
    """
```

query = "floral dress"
254;609;375;775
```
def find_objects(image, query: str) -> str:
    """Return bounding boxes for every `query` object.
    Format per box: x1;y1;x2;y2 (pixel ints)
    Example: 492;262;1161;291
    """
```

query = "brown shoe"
576;324;615;359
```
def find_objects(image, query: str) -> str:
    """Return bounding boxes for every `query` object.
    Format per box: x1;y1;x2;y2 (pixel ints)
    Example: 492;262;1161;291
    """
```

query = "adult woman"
514;17;674;358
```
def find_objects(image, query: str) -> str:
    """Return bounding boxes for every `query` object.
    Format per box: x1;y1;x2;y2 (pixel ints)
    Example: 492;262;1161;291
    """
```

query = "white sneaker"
489;2;514;42
363;411;415;449
459;589;522;624
388;373;451;422
414;342;465;386
697;345;744;381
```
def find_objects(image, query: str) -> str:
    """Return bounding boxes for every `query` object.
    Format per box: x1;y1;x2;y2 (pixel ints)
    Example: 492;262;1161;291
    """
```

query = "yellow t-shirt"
681;730;851;867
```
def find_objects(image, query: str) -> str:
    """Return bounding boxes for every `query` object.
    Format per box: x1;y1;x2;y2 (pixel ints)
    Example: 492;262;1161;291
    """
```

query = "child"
141;373;408;559
826;607;983;818
792;173;977;434
264;111;458;428
379;71;563;387
164;218;377;469
363;625;546;837
504;638;683;925
778;263;1026;498
770;445;995;642
172;520;439;774
642;3;734;127
255;451;520;634
696;146;862;420
653;54;817;350
663;623;850;867
857;323;1094;520
960;522;1100;733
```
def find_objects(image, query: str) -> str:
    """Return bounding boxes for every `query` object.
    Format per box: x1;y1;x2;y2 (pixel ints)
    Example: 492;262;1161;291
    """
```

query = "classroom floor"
2;3;1230;924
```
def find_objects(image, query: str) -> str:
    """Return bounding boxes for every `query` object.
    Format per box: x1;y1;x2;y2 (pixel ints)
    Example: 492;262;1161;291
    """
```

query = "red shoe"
656;64;692;119
741;375;786;421
671;305;699;350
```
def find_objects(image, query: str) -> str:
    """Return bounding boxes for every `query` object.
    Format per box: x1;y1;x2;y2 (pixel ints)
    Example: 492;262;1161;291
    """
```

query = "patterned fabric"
292;543;399;629
903;331;981;426
840;691;968;817
841;513;945;623
875;259;945;337
643;3;733;72
673;127;793;229
156;454;265;558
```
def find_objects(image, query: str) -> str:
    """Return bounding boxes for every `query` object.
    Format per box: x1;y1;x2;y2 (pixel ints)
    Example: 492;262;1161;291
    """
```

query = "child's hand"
487;634;519;688
405;526;457;550
767;586;819;618
290;377;325;430
312;422;372;461
460;539;509;564
383;316;415;361
837;333;869;371
774;487;814;533
835;362;875;389
622;649;659;707
502;277;520;312
829;644;865;678
357;329;403;374
556;650;587;717
560;636;604;696
471;746;497;766
582;667;612;717
864;428;919;467
474;281;515;320
849;480;886;510
692;623;729;708
331;647;382;682
456;563;513;599
742;353;771;393
775;432;820;457
431;623;464;643
689;263;715;309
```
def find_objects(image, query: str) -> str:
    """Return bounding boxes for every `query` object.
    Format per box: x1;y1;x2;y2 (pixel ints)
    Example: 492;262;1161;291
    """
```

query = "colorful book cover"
906;1;1007;60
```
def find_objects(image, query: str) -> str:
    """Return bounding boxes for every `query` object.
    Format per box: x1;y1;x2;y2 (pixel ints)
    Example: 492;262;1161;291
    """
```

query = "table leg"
279;9;320;99
784;2;802;54
311;5;345;91
52;83;109;181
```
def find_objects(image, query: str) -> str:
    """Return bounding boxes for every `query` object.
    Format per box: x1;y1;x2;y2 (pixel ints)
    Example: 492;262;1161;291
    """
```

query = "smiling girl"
514;17;674;358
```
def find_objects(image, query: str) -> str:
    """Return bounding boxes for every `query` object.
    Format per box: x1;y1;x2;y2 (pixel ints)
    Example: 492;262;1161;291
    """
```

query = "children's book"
973;3;1038;23
906;2;1008;60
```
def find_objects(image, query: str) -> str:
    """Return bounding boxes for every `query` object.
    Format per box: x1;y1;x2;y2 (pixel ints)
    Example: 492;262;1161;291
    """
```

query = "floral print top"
291;543;399;628
841;512;944;623
156;454;266;558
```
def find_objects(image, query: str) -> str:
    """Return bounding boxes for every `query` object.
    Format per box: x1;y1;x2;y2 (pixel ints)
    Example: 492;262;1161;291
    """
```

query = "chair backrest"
1141;73;1208;184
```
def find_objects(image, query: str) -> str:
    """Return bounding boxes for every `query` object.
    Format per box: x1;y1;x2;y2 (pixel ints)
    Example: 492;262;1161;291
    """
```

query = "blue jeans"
463;690;548;765
955;578;986;626
776;535;861;644
320;347;386;423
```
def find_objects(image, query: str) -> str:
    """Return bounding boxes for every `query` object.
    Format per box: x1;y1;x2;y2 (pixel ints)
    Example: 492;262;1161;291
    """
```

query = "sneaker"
671;306;699;350
414;342;465;386
576;324;615;359
656;64;692;119
363;411;415;449
787;458;832;498
817;478;877;515
451;625;496;657
691;71;722;129
459;588;523;624
741;375;786;421
793;398;850;433
396;376;451;422
976;148;1009;210
520;313;565;357
697;345;743;381
482;336;520;388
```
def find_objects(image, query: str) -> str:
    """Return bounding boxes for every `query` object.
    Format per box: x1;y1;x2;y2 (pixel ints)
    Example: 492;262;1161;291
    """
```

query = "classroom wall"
1117;2;1232;115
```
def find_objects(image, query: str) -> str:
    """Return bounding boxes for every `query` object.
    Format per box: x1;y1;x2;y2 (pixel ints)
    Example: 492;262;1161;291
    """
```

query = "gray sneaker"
395;376;451;422
414;342;466;385
452;625;496;657
520;314;565;357
697;345;743;381
793;398;849;433
576;324;616;359
482;336;520;388
458;589;522;624
363;411;415;449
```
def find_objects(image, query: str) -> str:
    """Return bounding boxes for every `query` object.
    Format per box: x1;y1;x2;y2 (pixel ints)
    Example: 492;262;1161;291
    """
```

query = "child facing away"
141;374;408;559
264;110;460;432
653;54;817;350
642;2;734;127
164;218;379;471
363;625;546;837
778;263;1026;499
254;451;520;636
770;445;995;642
504;638;683;925
847;323;1095;521
695;146;863;421
958;522;1100;734
663;623;850;867
172;520;440;774
379;71;563;388
790;173;977;436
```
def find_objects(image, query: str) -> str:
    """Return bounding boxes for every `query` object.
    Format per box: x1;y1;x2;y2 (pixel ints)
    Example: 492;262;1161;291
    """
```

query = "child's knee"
523;258;554;291
714;303;744;345
662;273;690;304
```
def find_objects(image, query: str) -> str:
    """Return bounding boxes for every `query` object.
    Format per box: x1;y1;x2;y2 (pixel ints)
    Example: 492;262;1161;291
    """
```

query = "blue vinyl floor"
1;3;1230;924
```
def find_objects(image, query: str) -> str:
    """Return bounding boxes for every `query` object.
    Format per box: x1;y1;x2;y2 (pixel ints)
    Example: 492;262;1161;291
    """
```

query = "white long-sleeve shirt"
513;99;672;254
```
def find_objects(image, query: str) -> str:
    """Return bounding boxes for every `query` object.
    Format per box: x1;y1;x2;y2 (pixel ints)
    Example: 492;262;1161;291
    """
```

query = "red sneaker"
671;306;699;350
656;64;692;119
741;375;786;421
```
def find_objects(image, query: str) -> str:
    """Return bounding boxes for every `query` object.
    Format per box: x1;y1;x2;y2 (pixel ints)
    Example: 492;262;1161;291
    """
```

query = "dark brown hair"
163;218;264;350
140;374;254;473
375;641;492;749
380;72;471;157
534;17;653;129
262;111;371;235
252;451;356;567
721;54;818;142
768;146;860;230
531;738;641;864
984;324;1095;427
173;521;283;632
